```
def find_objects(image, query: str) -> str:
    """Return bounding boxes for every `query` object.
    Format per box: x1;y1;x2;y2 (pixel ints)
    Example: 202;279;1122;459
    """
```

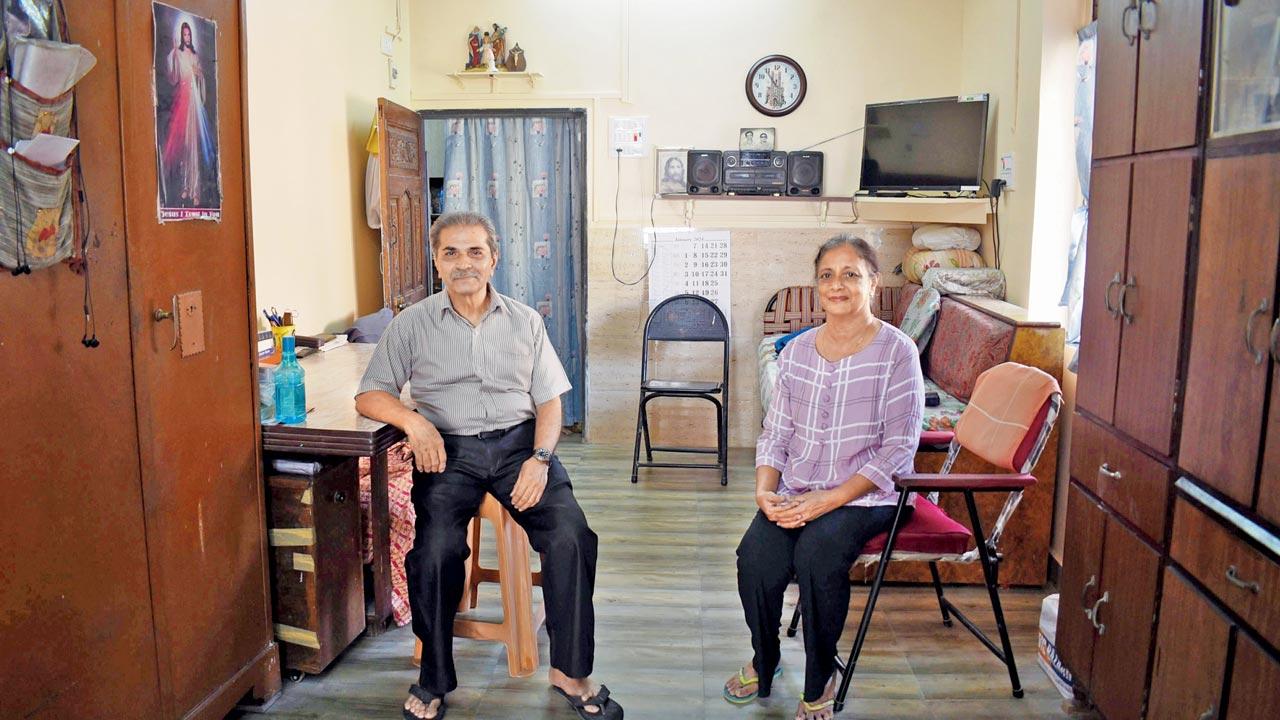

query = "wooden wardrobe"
1059;1;1280;718
0;2;279;718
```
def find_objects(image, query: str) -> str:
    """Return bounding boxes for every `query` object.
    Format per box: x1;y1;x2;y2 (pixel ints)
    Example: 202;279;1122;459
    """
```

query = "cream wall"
246;0;412;335
409;0;969;445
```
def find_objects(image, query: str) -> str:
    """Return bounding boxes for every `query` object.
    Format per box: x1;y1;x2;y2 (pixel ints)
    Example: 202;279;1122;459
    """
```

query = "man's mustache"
450;270;480;279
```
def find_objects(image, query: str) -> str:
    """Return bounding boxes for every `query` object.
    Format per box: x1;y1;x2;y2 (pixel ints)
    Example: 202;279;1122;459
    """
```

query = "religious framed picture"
152;2;221;222
656;147;690;195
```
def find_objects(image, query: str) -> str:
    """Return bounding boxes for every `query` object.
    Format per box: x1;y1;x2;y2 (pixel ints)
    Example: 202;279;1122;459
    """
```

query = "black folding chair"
630;294;729;486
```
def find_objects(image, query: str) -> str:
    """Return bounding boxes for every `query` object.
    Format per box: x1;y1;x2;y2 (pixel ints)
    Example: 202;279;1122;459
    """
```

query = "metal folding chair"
786;362;1062;710
630;294;730;486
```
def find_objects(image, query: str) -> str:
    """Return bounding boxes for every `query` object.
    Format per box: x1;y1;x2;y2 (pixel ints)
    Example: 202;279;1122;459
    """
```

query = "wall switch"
380;33;395;57
998;152;1015;190
388;60;399;89
609;116;647;158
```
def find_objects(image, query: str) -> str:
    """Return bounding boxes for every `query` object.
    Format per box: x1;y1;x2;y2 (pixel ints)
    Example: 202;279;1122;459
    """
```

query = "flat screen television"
859;94;989;193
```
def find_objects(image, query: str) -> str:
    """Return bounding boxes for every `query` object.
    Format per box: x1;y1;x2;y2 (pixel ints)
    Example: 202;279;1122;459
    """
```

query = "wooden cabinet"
1074;155;1193;457
1056;483;1161;720
1069;412;1173;544
1148;568;1231;720
1227;635;1280;720
1181;152;1280;506
1094;0;1205;159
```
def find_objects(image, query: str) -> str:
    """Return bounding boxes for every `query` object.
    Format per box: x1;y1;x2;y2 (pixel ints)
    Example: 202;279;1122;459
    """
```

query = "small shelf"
446;71;542;91
657;193;991;224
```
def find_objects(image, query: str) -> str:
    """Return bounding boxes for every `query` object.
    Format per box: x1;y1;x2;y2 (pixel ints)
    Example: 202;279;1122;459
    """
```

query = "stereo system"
686;149;823;196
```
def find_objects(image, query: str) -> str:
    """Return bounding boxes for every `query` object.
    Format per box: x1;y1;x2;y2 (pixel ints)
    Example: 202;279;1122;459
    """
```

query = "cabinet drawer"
1227;634;1280;720
1171;497;1280;650
1070;412;1172;544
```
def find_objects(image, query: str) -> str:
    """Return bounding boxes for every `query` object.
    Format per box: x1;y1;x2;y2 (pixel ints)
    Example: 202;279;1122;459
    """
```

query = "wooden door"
377;97;428;313
1226;634;1280;720
1147;568;1231;720
1056;483;1108;686
1134;0;1205;153
1181;153;1280;504
1113;153;1194;456
1094;0;1140;159
1075;161;1131;423
0;2;162;717
1089;516;1161;720
1259;349;1280;526
116;1;277;716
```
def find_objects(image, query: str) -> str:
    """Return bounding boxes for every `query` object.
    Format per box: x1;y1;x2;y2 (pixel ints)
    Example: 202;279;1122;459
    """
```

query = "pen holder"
268;324;294;363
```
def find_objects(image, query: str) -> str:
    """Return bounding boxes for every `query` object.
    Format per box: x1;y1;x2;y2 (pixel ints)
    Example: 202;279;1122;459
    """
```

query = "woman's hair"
813;233;879;276
179;22;194;51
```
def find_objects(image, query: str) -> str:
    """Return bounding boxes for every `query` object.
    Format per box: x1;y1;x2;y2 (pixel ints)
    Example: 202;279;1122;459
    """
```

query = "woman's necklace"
817;317;880;362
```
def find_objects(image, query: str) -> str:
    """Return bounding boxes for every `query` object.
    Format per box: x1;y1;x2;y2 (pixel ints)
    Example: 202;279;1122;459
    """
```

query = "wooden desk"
261;343;408;635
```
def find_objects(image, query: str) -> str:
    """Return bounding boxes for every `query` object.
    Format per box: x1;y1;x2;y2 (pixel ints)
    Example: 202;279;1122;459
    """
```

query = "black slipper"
404;684;447;720
552;684;624;719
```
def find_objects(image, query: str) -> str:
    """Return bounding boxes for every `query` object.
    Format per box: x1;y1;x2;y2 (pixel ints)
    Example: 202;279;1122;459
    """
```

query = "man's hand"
404;414;447;473
510;457;550;512
756;491;796;524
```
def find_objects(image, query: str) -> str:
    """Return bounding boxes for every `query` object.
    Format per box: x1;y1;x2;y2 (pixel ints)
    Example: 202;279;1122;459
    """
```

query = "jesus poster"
153;2;221;222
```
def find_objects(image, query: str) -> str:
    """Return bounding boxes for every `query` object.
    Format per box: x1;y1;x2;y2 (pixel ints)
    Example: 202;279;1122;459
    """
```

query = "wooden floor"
232;440;1083;720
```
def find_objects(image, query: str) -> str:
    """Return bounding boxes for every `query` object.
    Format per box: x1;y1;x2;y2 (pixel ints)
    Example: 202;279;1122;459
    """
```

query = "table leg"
367;448;393;635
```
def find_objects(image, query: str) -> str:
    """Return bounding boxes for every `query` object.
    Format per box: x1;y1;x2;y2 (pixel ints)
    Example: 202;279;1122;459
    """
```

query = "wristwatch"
532;447;553;464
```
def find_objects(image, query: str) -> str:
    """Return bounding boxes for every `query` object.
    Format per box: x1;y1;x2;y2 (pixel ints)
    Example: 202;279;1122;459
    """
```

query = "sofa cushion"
894;283;921;327
899;287;942;351
925;300;1015;401
861;496;972;557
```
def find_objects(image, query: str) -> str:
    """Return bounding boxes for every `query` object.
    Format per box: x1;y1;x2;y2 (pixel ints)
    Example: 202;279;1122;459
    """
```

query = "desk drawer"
1170;496;1280;649
267;459;365;674
1070;412;1172;544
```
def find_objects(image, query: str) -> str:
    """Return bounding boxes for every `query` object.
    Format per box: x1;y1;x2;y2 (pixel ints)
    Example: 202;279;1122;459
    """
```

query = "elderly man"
356;212;621;720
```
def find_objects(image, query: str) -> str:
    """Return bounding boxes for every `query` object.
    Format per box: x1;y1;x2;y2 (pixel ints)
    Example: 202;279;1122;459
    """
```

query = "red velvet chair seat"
861;496;972;556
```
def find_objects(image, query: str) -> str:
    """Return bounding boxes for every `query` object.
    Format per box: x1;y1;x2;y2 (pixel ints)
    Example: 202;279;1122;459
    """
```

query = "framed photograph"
739;127;776;151
656;147;690;195
1210;0;1280;139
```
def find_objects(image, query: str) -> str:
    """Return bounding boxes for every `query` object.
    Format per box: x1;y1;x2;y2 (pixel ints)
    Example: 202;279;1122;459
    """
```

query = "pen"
263;309;276;326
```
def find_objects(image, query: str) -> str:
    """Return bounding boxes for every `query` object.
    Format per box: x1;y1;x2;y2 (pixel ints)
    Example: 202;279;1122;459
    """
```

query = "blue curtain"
441;116;585;426
1062;22;1097;353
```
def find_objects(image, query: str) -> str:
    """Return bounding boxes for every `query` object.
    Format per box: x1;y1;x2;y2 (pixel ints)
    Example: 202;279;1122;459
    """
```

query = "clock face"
746;55;806;117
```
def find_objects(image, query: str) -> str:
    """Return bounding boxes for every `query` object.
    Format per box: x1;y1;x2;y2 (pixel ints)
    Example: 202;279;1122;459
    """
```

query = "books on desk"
295;333;349;352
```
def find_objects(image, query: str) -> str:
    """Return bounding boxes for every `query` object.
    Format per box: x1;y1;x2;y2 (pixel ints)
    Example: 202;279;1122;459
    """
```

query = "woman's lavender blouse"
756;324;925;507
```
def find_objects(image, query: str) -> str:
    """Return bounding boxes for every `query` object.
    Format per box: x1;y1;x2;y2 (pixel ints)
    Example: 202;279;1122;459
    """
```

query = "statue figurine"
507;43;526;72
491;23;508;68
466;26;482;69
481;32;497;72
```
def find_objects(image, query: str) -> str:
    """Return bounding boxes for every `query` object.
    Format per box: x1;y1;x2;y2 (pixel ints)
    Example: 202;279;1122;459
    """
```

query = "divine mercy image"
153;1;221;221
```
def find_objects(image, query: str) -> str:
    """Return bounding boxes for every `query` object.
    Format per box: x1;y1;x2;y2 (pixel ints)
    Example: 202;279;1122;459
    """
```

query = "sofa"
758;283;1064;586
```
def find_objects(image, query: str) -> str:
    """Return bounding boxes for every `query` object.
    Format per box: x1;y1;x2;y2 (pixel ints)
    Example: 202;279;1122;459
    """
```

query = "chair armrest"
893;473;1036;492
918;430;955;446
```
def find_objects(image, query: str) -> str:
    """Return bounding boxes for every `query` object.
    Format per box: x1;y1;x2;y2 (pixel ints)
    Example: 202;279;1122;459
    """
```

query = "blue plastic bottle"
274;335;307;424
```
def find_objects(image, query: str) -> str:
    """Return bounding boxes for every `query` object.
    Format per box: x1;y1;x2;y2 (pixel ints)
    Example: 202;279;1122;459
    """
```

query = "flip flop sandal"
552;683;624;719
798;696;835;719
722;665;784;705
403;684;447;720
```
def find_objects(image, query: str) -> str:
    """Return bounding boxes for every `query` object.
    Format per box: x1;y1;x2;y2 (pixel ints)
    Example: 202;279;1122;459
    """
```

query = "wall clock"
746;55;806;117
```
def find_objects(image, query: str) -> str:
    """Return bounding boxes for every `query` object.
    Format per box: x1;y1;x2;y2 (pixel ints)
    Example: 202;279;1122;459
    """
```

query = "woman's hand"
772;489;842;528
756;491;795;523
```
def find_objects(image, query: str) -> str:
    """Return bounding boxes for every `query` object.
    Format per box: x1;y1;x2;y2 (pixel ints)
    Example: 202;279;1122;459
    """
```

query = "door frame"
419;108;590;431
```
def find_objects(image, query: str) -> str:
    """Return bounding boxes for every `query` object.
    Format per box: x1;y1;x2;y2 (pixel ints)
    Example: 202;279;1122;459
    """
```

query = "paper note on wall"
646;229;731;330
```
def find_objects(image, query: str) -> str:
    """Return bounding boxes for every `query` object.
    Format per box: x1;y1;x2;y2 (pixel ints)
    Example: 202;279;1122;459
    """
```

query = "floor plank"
232;441;1084;719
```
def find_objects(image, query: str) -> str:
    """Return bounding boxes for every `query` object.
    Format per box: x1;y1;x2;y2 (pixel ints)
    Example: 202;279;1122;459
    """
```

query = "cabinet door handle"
1119;276;1137;325
1139;0;1158;40
1226;565;1261;594
1098;463;1123;482
1104;272;1123;318
1090;591;1110;634
1270;317;1279;364
1245;298;1270;365
1122;2;1140;45
1080;574;1098;610
1198;705;1216;720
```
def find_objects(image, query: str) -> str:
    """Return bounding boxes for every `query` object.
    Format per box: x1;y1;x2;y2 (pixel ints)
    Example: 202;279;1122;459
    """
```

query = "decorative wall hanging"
152;1;221;222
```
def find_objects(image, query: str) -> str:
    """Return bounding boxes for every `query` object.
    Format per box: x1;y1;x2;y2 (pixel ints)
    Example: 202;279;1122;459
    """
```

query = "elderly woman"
724;235;924;720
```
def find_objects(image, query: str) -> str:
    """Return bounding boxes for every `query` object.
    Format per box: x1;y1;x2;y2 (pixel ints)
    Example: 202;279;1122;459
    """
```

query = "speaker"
686;150;722;194
787;151;824;196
